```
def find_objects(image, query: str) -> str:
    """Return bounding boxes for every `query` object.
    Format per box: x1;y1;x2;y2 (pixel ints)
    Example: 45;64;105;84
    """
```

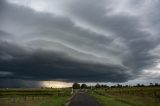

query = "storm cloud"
0;0;160;87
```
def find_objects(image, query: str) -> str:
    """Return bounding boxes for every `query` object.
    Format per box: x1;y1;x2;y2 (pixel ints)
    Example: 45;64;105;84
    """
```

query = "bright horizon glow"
41;81;72;88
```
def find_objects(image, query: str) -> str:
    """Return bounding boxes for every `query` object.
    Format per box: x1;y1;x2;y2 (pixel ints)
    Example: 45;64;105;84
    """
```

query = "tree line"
72;82;160;89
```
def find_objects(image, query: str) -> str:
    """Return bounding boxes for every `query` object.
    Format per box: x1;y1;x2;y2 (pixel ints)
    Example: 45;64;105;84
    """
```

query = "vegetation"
0;88;71;106
0;96;48;106
40;95;70;106
0;83;160;106
0;88;71;96
90;87;160;106
91;93;131;106
81;84;88;89
72;83;80;89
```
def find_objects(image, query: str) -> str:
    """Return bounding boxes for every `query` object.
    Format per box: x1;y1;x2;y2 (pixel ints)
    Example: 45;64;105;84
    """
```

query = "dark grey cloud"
0;79;42;88
65;0;160;70
0;0;160;87
0;30;12;39
0;41;130;83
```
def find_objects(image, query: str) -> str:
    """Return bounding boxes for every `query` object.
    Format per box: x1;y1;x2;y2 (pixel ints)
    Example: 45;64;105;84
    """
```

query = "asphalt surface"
68;92;101;106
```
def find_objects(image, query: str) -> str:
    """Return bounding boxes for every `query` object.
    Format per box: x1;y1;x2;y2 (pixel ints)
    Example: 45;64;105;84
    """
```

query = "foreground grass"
0;96;47;106
90;92;131;106
0;96;70;106
90;87;160;106
0;88;71;106
40;96;69;106
0;88;71;96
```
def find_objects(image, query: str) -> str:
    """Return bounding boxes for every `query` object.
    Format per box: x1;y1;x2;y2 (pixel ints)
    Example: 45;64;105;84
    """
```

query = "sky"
0;0;160;88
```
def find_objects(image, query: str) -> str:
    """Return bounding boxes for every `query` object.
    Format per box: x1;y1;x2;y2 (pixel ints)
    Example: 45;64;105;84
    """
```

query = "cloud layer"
0;0;160;87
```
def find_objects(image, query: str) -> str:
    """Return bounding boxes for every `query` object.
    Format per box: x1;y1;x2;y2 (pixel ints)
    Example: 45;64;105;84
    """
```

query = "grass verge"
40;96;70;106
90;92;131;106
89;87;160;106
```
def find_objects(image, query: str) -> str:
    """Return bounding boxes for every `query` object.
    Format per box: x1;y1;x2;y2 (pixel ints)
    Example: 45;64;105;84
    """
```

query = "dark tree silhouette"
72;83;80;89
95;83;101;88
81;84;87;89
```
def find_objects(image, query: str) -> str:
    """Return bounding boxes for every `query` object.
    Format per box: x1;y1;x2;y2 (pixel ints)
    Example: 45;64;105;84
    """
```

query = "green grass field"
0;87;160;106
40;95;70;106
90;87;160;106
0;88;71;106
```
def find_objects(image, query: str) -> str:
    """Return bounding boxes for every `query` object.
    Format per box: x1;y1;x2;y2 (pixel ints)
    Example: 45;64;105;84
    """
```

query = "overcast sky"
0;0;160;87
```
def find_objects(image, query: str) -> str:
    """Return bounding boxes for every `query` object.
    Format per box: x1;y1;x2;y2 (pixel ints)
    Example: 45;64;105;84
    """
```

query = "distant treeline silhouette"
72;82;160;89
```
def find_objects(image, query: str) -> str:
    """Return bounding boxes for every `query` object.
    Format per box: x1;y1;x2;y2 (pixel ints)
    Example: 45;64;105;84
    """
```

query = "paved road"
68;92;101;106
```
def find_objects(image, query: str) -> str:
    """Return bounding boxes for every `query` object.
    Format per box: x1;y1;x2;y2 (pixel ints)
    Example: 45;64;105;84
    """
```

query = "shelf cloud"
0;0;160;87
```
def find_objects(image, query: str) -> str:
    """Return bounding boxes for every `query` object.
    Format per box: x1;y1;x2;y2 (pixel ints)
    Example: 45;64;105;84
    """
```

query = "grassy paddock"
40;95;70;106
90;87;160;106
0;96;47;106
0;88;71;96
0;88;71;106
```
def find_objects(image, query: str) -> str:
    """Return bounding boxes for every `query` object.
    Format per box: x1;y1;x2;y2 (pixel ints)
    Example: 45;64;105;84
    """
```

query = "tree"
150;83;153;87
72;83;80;89
81;84;87;89
124;85;129;88
95;83;101;88
136;83;141;87
155;83;159;87
117;84;122;88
